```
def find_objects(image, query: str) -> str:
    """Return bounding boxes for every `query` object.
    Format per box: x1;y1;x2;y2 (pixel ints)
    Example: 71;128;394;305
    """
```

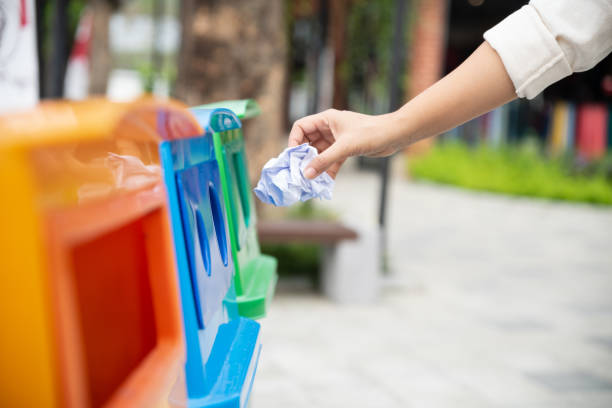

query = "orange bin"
0;99;202;407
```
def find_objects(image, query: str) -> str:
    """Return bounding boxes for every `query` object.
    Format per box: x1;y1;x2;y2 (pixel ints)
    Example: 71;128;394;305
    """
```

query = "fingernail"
304;168;316;179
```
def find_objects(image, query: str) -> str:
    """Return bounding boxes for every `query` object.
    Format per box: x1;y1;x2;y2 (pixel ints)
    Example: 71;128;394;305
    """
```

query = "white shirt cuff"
483;5;572;99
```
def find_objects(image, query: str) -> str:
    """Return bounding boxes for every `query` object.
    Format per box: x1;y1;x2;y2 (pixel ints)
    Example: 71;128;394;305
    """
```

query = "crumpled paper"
254;143;334;206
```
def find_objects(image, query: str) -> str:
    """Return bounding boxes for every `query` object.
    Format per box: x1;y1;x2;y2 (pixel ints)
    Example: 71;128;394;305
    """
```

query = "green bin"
194;99;278;319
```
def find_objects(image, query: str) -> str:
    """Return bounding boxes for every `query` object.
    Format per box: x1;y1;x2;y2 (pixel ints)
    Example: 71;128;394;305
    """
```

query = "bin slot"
209;183;229;266
177;175;206;330
176;162;234;329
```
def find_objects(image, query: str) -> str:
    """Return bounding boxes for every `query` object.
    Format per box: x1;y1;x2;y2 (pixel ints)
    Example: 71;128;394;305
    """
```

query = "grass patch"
407;142;612;205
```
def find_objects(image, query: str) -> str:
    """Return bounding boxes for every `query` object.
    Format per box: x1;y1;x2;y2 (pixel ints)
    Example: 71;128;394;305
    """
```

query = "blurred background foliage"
344;0;394;114
408;141;612;205
41;0;86;62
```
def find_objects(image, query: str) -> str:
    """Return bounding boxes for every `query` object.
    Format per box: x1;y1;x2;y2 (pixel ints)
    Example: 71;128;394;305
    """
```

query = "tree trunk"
176;0;288;189
88;0;114;95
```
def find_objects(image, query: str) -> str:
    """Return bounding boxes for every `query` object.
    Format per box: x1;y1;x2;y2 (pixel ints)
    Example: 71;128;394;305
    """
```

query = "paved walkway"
251;161;612;408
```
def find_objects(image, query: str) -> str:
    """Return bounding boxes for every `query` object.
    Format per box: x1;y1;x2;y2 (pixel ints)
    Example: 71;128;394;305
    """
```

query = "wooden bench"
257;220;379;303
257;220;358;244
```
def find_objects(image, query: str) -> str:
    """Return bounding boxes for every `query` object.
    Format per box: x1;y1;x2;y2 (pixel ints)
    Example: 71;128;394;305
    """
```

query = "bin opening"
209;183;229;267
70;212;160;407
195;208;212;278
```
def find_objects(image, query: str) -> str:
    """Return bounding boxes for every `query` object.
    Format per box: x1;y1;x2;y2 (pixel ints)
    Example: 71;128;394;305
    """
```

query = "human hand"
288;109;401;179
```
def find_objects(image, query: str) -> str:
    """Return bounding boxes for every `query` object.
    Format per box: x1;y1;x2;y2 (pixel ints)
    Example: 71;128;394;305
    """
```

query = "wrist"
380;108;418;150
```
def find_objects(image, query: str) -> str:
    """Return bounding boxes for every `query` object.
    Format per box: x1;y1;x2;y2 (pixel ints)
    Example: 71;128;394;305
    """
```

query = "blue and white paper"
254;143;334;206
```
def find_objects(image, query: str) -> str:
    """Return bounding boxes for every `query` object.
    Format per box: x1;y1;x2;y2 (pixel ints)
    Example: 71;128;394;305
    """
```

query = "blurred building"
285;0;611;159
442;0;612;159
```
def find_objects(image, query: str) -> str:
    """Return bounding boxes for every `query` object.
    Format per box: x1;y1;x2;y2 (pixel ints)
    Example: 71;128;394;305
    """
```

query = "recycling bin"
190;100;278;319
160;107;261;408
0;99;195;408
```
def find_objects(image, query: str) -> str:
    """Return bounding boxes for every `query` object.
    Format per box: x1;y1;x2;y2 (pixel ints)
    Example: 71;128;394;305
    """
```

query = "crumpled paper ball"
254;143;335;206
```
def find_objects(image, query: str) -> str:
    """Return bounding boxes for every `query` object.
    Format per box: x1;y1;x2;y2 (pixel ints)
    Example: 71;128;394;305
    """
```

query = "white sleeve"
483;0;612;99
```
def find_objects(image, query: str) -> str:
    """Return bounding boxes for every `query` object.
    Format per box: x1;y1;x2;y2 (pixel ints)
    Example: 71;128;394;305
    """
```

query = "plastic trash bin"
159;107;261;408
190;100;277;319
0;99;194;408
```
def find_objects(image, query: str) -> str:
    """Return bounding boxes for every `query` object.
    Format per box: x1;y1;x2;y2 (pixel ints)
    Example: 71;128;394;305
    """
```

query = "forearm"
388;41;516;146
291;42;517;178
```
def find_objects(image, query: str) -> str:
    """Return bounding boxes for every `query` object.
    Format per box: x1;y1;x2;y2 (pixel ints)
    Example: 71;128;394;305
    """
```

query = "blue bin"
160;108;261;408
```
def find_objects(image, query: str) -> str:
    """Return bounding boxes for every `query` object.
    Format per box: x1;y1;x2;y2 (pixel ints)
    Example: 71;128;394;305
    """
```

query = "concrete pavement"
251;161;612;407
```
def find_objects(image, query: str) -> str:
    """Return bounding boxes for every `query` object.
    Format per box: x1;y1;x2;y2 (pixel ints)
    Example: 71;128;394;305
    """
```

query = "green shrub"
261;243;321;286
407;142;612;205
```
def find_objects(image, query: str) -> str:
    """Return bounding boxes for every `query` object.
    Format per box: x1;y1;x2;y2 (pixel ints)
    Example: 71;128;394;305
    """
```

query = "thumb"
304;142;347;179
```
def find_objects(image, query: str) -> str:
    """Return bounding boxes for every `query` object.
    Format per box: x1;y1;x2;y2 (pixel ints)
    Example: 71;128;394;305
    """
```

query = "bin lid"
0;97;203;149
189;107;242;134
0;97;203;209
194;99;261;120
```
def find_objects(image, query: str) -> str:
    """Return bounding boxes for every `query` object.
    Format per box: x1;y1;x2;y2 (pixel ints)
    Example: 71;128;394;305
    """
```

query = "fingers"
288;122;305;147
303;141;347;179
326;157;346;179
289;109;347;179
311;138;332;154
288;111;334;147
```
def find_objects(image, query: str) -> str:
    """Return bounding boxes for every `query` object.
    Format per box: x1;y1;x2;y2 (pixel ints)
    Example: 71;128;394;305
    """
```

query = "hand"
288;109;401;179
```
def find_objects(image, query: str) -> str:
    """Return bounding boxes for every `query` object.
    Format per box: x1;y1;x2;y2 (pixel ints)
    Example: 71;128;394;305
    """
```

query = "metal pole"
378;0;407;270
35;0;46;98
48;0;68;98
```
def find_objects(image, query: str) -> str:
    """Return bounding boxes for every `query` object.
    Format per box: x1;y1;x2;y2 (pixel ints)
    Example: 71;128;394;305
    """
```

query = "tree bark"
176;0;288;188
88;0;114;95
